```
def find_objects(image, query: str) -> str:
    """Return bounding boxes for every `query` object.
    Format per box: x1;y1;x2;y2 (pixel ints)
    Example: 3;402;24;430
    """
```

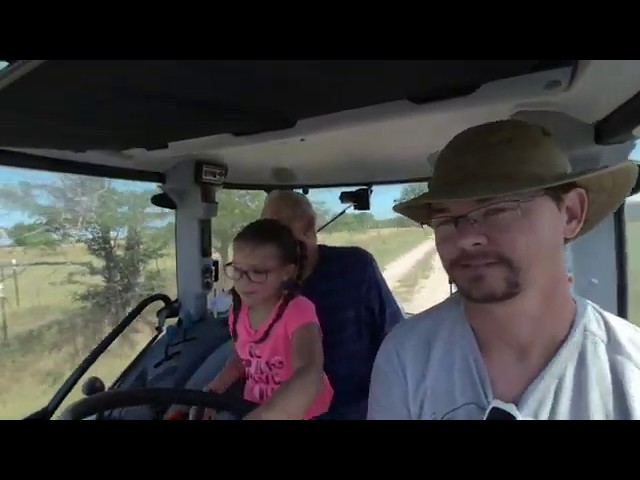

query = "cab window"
0;173;449;419
0;167;177;419
625;146;640;326
304;183;448;315
211;184;449;315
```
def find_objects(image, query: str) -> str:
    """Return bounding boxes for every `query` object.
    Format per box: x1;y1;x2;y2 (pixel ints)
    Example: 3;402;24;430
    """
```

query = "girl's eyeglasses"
223;263;273;284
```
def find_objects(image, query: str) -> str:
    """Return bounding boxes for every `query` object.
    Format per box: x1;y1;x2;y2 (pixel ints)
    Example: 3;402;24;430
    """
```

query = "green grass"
319;227;429;268
10;217;639;420
0;244;178;334
392;249;436;305
626;221;640;327
0;226;426;419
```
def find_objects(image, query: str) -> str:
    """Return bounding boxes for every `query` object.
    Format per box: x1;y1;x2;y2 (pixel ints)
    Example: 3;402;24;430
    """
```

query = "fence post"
0;266;7;343
12;259;19;307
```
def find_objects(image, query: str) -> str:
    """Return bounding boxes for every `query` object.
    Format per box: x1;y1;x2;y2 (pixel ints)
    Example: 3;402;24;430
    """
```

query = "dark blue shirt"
301;244;404;419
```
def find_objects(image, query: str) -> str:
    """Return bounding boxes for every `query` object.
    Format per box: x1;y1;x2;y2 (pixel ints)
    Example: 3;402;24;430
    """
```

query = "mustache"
449;252;514;269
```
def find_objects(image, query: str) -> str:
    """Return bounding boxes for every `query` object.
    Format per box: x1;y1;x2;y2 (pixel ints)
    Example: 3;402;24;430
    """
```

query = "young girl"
195;218;333;420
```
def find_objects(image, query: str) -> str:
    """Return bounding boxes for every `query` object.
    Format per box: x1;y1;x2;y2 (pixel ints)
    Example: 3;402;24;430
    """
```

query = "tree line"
0;174;427;321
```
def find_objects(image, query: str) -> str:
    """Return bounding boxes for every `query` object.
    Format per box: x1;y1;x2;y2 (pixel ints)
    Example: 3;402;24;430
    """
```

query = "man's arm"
367;336;412;420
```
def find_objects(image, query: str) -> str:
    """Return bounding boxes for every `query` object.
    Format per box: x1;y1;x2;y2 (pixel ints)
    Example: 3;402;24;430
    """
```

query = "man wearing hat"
367;119;640;420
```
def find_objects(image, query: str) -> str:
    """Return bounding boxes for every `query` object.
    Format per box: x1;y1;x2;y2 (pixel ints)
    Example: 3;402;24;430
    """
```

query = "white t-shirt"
367;293;640;420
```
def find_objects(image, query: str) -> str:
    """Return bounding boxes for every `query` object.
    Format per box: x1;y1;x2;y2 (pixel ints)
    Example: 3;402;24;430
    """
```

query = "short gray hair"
263;190;316;225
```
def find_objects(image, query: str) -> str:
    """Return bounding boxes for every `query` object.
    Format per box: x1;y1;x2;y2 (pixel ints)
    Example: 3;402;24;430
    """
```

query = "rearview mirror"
338;187;371;211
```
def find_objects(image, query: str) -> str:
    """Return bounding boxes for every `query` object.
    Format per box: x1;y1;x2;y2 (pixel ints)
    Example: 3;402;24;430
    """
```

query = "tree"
211;189;267;268
379;216;416;229
0;175;171;323
6;221;57;248
396;183;429;204
309;200;332;230
349;183;429;229
319;211;377;234
73;187;171;321
210;191;336;265
210;191;334;287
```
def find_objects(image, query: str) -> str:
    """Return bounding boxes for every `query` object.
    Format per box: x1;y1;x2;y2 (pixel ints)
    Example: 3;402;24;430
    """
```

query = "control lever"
82;376;106;396
82;376;106;420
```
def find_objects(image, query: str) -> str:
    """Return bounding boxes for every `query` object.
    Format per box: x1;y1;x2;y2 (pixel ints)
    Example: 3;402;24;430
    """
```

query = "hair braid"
229;287;242;341
254;240;307;344
295;240;307;284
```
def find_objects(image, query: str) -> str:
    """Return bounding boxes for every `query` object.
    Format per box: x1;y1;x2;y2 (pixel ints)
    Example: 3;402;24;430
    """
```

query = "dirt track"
382;240;434;289
403;250;451;314
382;239;451;315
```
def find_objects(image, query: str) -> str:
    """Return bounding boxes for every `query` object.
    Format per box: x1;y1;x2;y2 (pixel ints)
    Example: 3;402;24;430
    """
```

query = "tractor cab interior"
0;60;639;420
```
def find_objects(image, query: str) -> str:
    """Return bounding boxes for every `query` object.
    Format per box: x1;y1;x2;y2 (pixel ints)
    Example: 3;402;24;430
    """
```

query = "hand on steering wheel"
188;403;219;420
188;379;236;420
55;387;258;420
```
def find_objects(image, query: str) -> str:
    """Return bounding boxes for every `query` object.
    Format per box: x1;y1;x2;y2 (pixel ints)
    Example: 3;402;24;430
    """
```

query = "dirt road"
403;251;451;314
382;238;451;316
382;240;434;289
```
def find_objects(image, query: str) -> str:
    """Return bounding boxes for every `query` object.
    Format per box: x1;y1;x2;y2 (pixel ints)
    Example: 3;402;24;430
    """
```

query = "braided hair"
228;218;307;344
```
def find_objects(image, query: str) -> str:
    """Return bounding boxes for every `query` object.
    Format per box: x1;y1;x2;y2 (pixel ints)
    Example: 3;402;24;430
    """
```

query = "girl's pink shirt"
229;295;334;419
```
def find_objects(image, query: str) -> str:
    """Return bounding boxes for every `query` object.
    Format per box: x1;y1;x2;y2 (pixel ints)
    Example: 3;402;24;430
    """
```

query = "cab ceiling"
0;60;573;151
0;60;638;187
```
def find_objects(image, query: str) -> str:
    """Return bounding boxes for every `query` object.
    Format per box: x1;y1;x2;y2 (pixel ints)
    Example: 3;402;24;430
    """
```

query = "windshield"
625;144;640;326
210;183;448;315
306;184;447;314
0;166;177;419
0;167;448;419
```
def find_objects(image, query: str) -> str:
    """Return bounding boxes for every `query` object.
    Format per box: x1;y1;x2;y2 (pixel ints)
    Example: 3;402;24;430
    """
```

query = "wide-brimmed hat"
393;119;639;240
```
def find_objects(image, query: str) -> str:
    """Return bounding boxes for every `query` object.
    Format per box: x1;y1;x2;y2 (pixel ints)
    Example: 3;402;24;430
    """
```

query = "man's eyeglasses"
426;194;543;237
483;400;521;420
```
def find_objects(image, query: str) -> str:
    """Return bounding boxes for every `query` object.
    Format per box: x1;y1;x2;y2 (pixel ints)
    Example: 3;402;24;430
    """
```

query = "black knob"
82;376;106;396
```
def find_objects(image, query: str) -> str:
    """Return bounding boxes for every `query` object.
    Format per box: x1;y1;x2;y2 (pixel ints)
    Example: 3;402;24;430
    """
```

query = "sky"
0;165;407;230
2;143;640;230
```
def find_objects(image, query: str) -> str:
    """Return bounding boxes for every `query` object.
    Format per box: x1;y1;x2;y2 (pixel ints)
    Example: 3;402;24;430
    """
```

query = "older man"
261;190;404;419
367;119;640;420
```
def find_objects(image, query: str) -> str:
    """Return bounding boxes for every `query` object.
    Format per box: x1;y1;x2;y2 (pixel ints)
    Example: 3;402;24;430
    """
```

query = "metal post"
0;266;7;343
164;161;220;321
12;259;19;307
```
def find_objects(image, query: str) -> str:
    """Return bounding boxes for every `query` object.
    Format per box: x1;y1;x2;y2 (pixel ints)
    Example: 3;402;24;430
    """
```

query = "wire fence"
0;261;90;342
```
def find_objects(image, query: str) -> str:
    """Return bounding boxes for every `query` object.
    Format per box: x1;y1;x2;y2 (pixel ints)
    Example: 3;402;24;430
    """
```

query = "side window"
306;183;450;316
625;149;640;326
0;167;176;418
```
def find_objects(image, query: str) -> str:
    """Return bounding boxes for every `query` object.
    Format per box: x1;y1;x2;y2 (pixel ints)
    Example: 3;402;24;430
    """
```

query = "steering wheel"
55;388;258;420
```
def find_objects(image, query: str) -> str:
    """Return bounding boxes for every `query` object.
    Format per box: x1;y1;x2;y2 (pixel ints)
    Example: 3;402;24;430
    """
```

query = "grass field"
317;227;428;268
0;226;428;419
0;244;177;335
393;248;436;306
3;217;637;419
625;221;640;327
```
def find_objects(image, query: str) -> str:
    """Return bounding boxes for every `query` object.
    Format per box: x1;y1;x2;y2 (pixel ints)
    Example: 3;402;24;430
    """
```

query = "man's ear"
300;216;317;238
287;263;297;278
281;264;298;287
563;188;588;241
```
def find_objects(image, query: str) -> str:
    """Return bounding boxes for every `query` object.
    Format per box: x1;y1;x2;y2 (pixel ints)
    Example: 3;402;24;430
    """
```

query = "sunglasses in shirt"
483;400;522;420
